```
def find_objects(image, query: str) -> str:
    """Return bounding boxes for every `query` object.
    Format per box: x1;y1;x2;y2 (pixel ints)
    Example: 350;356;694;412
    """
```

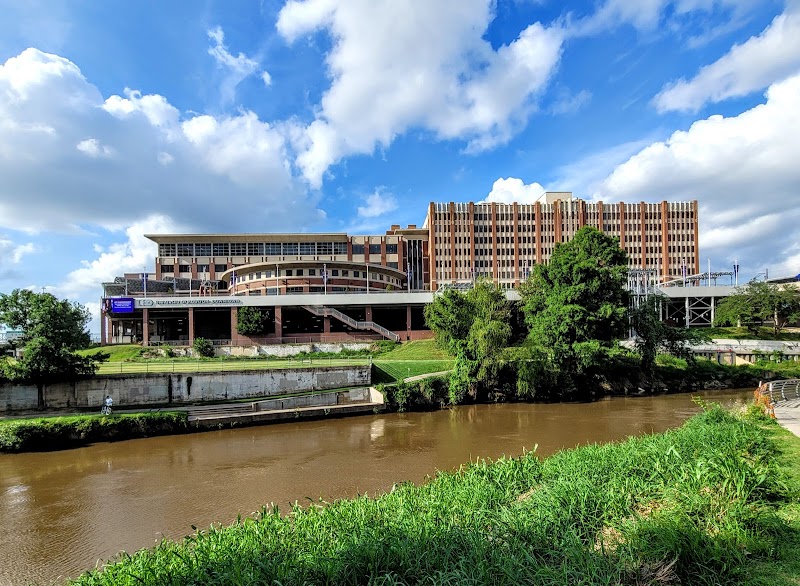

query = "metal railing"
757;379;800;404
302;306;401;342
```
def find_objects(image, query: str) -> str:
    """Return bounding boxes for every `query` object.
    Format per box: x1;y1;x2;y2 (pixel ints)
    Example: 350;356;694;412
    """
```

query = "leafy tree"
0;289;97;407
424;280;511;403
519;226;629;399
236;306;270;336
630;294;708;379
715;279;800;336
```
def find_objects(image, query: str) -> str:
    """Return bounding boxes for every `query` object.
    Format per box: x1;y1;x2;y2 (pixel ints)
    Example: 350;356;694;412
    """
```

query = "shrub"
192;337;214;358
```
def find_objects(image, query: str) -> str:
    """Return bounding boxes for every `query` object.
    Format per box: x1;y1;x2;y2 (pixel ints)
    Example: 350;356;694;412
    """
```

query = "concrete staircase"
302;305;400;342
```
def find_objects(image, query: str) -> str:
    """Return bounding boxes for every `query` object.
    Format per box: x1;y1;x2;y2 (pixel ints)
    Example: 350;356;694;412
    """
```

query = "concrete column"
406;304;412;339
188;307;195;344
274;306;283;339
100;312;107;345
230;307;238;343
142;309;149;346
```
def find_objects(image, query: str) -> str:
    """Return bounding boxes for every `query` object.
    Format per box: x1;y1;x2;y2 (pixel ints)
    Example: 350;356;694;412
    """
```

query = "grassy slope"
373;339;454;382
69;406;797;586
77;344;143;362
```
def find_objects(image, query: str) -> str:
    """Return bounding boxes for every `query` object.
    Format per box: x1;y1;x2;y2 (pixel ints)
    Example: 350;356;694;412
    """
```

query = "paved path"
403;370;452;383
774;399;800;437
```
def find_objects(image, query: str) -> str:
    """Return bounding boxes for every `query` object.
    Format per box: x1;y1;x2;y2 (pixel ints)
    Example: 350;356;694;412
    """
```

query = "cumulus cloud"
277;0;564;187
653;6;800;113
481;178;546;204
599;73;800;277
207;25;271;104
357;190;398;218
0;48;320;235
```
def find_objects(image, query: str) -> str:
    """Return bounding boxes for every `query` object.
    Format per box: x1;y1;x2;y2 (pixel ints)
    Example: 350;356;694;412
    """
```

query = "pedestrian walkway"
775;399;800;438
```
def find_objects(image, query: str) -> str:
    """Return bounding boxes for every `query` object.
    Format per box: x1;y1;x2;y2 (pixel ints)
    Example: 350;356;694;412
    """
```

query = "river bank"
64;402;797;585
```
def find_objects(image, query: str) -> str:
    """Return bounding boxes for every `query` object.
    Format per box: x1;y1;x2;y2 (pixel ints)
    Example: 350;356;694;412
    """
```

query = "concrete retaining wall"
0;365;371;413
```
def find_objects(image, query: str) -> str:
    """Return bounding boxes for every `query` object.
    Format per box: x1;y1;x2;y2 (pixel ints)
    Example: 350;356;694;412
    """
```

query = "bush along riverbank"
69;403;798;585
0;411;189;452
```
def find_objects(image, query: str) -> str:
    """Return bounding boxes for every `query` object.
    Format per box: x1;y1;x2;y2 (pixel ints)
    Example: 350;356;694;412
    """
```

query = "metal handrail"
302;306;401;342
758;379;800;404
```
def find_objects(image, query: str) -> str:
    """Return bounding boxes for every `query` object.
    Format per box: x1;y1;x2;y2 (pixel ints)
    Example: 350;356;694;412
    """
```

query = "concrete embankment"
0;365;371;413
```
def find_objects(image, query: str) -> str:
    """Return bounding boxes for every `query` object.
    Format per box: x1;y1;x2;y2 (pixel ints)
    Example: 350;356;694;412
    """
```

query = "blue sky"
1;0;799;331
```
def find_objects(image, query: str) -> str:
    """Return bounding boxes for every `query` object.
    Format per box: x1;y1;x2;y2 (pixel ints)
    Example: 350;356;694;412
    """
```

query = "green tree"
0;289;97;407
630;294;708;379
236;306;270;336
424;280;511;403
192;337;215;357
715;279;800;336
519;226;629;399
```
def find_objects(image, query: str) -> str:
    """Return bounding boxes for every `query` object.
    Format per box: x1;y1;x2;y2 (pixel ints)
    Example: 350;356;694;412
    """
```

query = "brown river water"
0;389;752;585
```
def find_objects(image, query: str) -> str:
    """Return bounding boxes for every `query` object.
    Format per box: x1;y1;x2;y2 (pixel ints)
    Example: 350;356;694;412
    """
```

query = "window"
332;269;339;276
247;243;264;255
160;264;174;273
308;269;316;276
213;243;229;256
286;269;293;276
296;269;304;276
388;262;398;269
299;242;314;255
318;242;333;255
230;243;247;256
177;243;194;257
214;264;227;273
334;242;347;255
283;243;298;255
369;244;381;254
197;264;210;273
352;244;365;255
386;244;398;254
179;265;191;273
265;243;282;255
196;243;212;256
159;243;176;257
342;270;349;277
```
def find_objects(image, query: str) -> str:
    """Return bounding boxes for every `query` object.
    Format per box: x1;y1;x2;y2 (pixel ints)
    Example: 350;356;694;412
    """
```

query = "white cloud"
570;0;758;36
0;47;320;234
0;236;36;280
599;73;800;277
357;190;398;218
59;215;179;300
76;138;114;158
277;0;564;187
549;89;592;115
654;6;800;113
207;25;270;104
481;177;546;204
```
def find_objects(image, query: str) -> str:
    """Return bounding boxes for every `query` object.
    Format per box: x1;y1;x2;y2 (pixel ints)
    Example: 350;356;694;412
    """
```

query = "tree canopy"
519;226;629;398
424;280;512;403
236;306;271;336
715;279;800;335
0;290;97;404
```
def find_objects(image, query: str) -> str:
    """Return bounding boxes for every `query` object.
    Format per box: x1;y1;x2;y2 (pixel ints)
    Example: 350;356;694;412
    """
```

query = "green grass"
374;339;451;360
695;326;800;341
93;356;371;375
372;359;454;382
69;403;798;585
0;411;189;452
78;344;144;362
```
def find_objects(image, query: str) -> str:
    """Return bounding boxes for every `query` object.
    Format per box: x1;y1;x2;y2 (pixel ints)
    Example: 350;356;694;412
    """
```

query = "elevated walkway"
302;305;401;342
757;380;800;438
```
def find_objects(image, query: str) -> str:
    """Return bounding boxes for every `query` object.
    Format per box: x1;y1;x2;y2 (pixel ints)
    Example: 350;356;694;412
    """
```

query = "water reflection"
0;389;750;585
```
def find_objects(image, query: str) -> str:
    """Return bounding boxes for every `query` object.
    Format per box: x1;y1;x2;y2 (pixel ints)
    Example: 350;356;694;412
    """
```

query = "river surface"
0;389;751;585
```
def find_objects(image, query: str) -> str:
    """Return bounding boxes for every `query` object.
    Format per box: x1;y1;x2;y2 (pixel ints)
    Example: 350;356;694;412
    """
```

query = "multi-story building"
426;193;699;290
100;193;698;345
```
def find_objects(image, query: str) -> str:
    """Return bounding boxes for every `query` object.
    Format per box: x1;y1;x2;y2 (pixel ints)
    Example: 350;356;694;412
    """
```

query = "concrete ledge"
188;402;383;428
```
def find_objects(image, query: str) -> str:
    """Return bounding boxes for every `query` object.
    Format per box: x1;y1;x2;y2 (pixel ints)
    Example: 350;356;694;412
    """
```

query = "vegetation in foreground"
0;411;189;452
69;404;797;585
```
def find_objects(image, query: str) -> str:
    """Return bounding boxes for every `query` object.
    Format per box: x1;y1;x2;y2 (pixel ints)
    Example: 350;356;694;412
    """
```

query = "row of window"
159;242;352;257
